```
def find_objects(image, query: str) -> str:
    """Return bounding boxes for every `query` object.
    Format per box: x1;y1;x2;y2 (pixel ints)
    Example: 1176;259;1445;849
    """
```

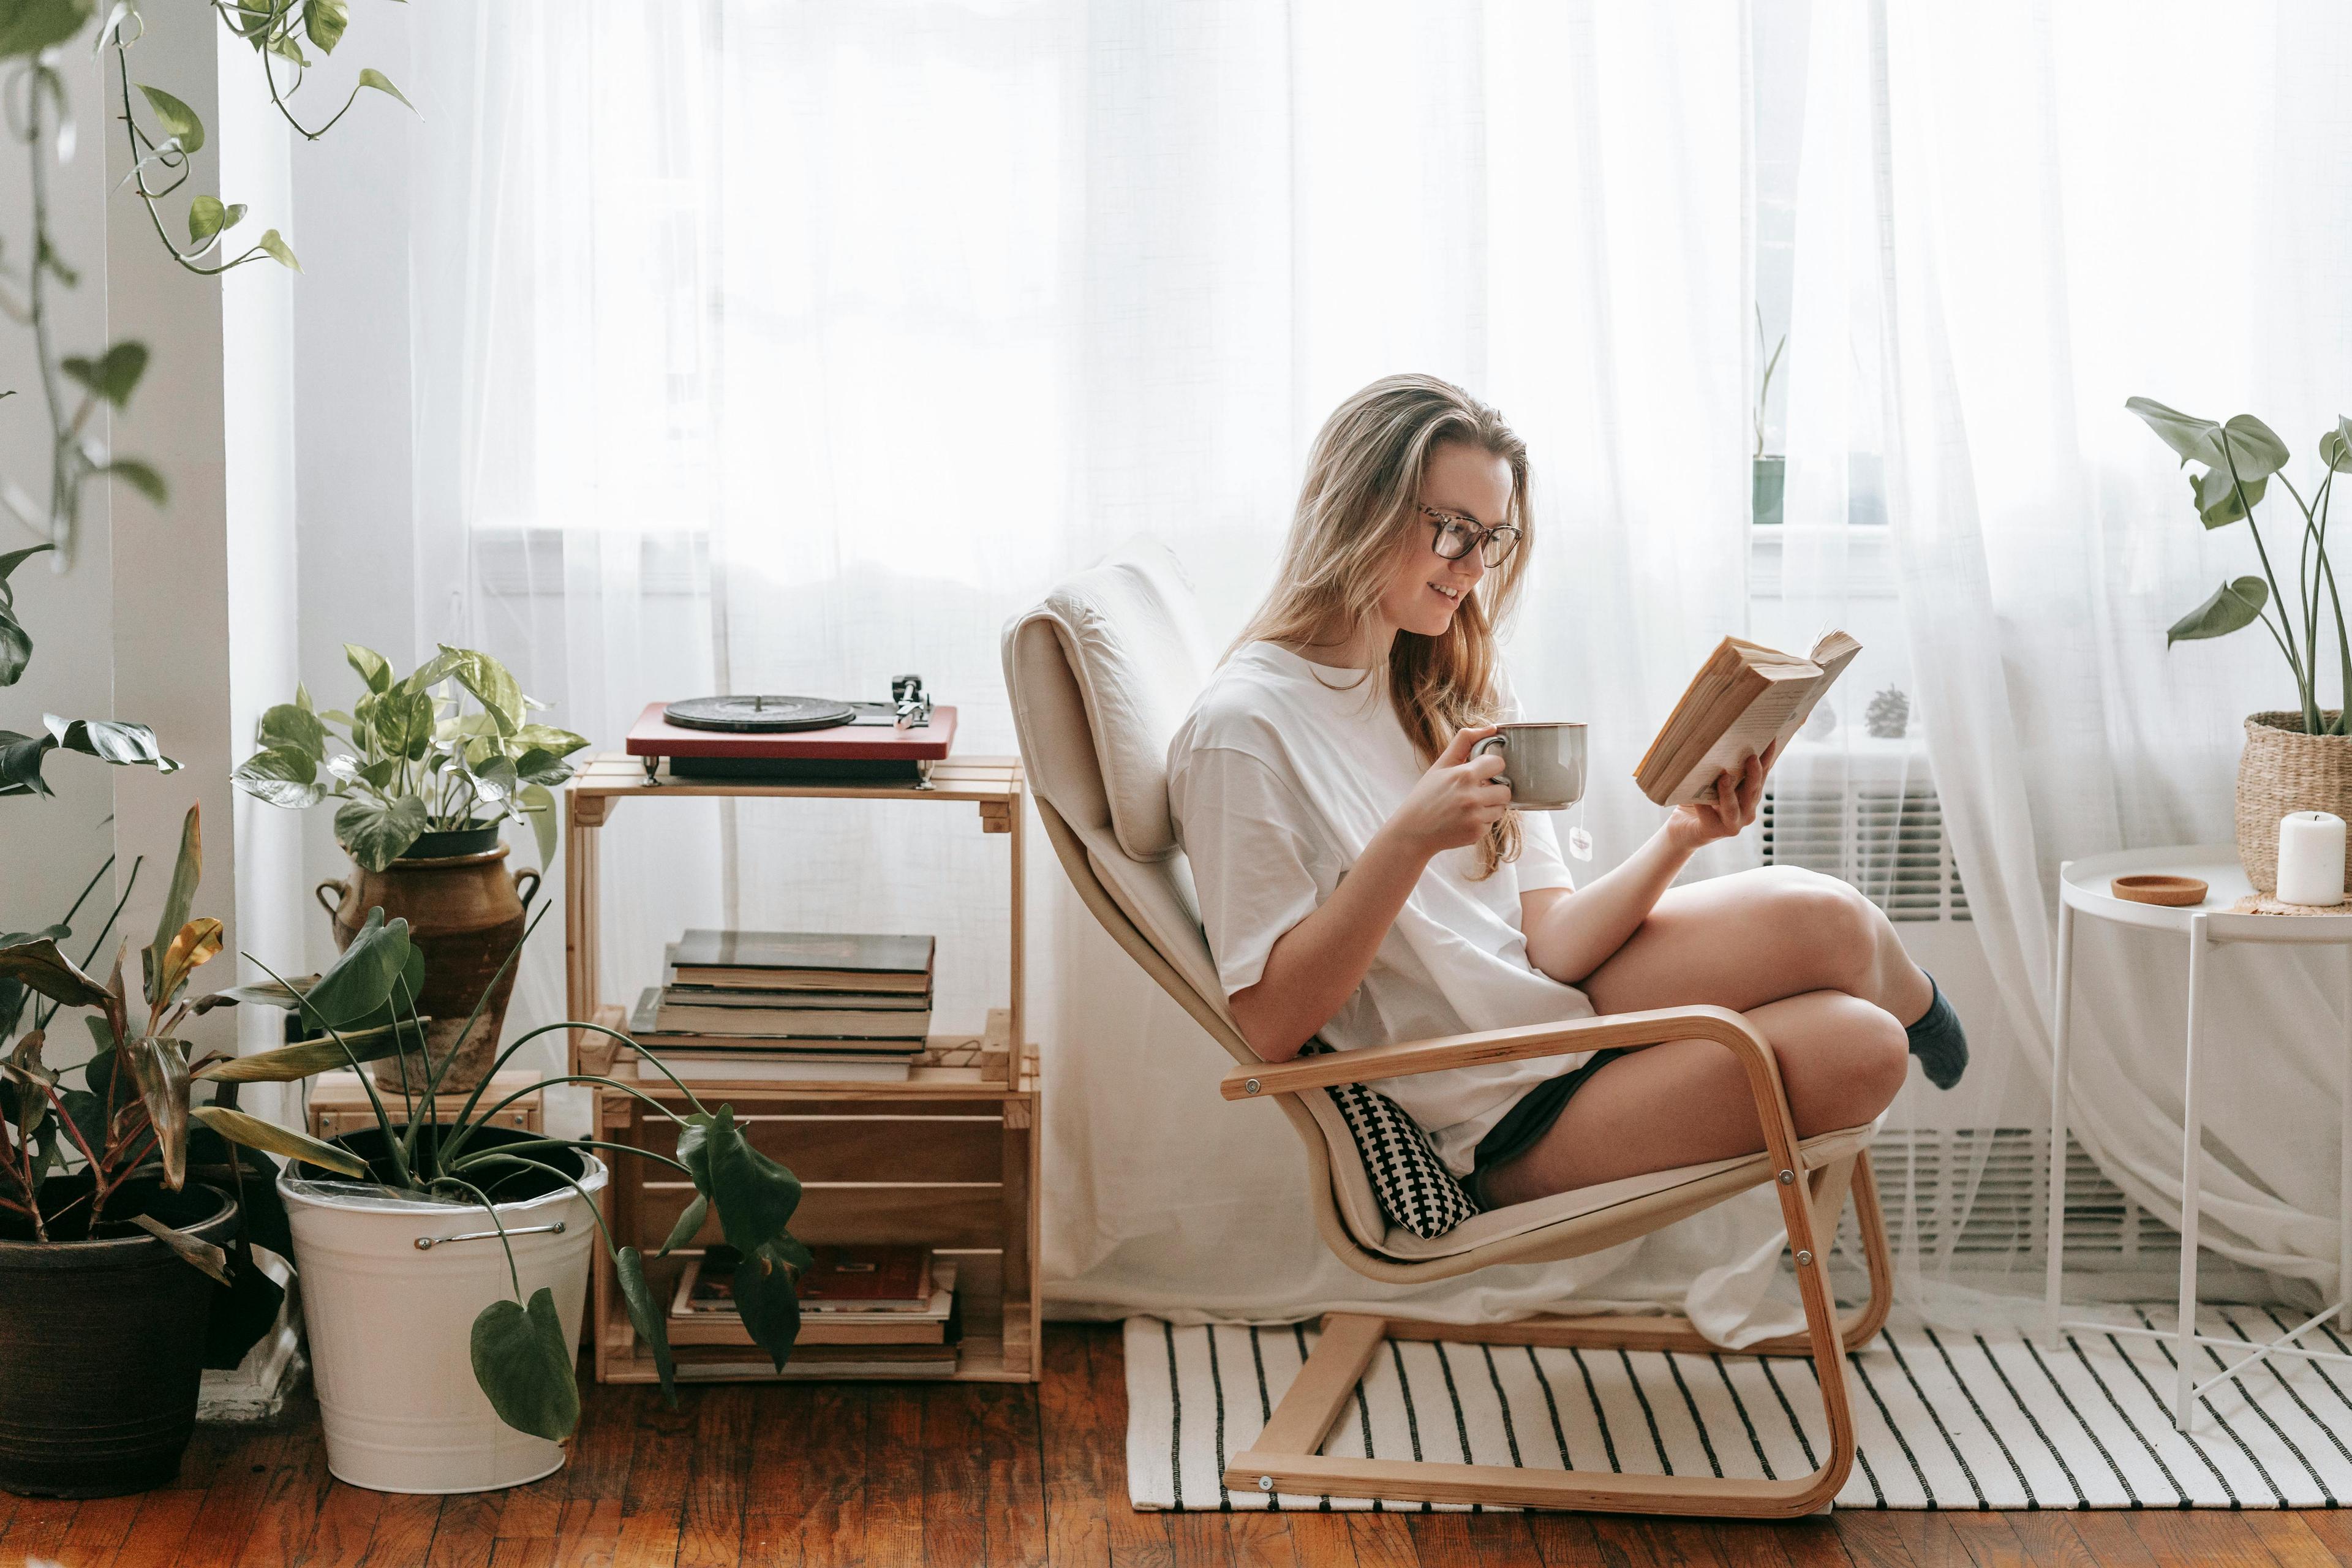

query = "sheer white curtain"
404;1;1772;1325
1785;0;2352;1306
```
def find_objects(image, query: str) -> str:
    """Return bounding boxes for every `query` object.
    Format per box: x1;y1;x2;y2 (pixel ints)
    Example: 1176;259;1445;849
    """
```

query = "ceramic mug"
1472;722;1587;811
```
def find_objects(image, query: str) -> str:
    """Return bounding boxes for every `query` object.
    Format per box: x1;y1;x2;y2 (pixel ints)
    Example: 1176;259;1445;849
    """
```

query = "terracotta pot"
317;840;541;1094
0;1182;239;1497
2236;710;2352;892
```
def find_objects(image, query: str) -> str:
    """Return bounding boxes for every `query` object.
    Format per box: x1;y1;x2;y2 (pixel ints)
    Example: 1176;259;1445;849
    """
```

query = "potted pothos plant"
192;905;807;1494
2130;398;2352;892
0;806;295;1498
233;643;589;1093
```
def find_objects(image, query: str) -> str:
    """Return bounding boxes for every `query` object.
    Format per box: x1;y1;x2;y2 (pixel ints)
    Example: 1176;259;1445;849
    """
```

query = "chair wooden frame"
1029;795;1893;1516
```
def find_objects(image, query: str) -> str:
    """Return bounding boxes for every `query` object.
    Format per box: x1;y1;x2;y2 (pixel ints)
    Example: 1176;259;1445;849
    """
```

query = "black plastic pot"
401;820;504;860
0;1181;239;1497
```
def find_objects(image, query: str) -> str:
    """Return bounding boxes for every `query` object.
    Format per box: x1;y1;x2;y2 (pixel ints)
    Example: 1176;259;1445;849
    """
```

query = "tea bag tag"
1564;796;1593;862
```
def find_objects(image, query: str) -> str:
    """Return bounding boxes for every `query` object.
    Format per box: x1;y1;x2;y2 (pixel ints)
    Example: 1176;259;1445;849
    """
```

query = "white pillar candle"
2277;811;2348;906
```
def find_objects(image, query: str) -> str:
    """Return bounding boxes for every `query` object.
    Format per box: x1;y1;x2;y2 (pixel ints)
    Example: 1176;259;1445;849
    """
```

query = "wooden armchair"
1003;540;1890;1515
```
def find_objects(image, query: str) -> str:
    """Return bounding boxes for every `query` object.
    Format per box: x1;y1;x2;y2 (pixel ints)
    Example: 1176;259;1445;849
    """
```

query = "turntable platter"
662;695;858;733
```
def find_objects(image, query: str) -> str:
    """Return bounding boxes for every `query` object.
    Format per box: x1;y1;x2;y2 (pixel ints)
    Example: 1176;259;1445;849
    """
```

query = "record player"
625;675;957;785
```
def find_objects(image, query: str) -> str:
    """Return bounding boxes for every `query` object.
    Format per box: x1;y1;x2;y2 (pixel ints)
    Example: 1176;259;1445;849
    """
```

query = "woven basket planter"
2236;710;2352;892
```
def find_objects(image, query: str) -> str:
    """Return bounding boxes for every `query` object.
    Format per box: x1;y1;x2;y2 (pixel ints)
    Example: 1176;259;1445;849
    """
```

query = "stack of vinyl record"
628;929;935;1082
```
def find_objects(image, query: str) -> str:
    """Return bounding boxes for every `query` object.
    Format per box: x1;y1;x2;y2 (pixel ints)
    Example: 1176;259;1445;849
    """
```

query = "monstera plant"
233;644;587;872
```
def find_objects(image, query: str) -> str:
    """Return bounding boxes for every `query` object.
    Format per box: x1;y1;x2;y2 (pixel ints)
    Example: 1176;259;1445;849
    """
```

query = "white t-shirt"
1166;640;1597;1175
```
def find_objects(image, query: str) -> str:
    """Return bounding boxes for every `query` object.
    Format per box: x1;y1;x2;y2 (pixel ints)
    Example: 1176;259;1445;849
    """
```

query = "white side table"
2046;845;2352;1431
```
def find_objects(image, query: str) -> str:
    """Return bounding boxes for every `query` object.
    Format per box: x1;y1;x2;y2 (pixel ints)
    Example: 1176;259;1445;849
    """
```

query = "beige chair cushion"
1025;537;1214;863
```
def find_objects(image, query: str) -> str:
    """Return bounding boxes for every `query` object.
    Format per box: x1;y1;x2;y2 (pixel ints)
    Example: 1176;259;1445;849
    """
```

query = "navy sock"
1906;974;1968;1090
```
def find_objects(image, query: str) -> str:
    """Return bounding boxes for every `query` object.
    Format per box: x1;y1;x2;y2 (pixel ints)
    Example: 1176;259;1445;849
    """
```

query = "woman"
1166;374;1965;1212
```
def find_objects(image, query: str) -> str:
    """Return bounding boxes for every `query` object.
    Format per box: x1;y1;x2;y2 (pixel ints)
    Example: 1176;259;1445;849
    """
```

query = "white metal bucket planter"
282;1154;607;1494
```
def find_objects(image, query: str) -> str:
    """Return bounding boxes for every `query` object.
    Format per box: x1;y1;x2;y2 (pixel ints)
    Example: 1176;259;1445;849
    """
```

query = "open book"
1633;631;1861;806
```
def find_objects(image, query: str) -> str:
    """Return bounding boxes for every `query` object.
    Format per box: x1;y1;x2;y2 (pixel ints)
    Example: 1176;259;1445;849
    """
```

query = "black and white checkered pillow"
1305;1044;1480;1240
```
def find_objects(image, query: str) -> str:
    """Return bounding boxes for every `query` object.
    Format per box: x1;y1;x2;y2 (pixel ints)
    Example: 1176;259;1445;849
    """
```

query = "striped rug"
1125;1306;2352;1509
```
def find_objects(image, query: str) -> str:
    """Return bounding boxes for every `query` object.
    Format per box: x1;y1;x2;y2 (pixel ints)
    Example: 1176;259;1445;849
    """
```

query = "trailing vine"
0;0;409;567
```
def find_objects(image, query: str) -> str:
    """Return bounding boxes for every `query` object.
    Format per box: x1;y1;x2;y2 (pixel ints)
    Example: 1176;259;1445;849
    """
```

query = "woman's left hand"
1664;739;1780;852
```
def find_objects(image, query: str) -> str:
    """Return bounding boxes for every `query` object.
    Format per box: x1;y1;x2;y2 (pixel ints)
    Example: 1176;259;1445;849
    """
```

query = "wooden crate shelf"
564;752;1040;1385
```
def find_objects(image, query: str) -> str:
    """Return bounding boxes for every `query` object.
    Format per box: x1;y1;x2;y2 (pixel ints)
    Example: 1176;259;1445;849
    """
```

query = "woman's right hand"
1384;724;1512;858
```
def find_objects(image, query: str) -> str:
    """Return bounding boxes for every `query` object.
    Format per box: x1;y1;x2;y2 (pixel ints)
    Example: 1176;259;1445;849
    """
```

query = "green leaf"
298;907;413;1027
146;804;202;1008
102;459;167;505
191;1103;368;1179
136;85;206;156
519;782;557;869
334;793;429;872
357;67;412;113
437;647;524;734
2127;396;2223;467
46;715;177;771
233;745;325;809
0;933;110;1007
728;1240;804;1370
2167;575;2269;646
657;1193;706;1257
513;724;590;758
2221;414;2291;482
0;0;94;61
345;643;393;695
60;341;148;409
2324;417;2352;475
192;1012;428;1081
700;1107;804;1251
187;195;247;246
259;702;328;760
470;1289;580;1441
256;228;301;273
130;1212;232;1286
124;1036;191;1187
304;0;347;51
614;1246;676;1402
677;1106;805;1368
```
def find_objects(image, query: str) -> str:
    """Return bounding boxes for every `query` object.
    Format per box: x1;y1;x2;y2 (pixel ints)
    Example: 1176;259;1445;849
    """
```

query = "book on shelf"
630;990;927;1059
662;982;931;1011
673;1244;937;1313
656;1052;914;1084
652;998;932;1039
668;1257;959;1346
668;929;935;993
1633;630;1861;807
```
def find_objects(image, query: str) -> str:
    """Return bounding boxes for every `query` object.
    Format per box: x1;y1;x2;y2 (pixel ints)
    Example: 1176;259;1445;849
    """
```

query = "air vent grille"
1762;783;1969;922
1840;1128;2171;1267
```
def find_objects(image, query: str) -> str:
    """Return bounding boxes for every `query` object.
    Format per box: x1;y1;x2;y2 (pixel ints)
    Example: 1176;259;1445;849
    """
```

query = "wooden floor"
5;1324;2352;1567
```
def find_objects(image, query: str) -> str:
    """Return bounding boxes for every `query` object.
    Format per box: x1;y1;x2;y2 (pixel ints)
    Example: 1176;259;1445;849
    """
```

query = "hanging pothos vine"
0;0;410;570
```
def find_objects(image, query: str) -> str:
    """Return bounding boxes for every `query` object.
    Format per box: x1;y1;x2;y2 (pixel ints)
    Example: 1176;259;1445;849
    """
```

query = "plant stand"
562;752;1041;1385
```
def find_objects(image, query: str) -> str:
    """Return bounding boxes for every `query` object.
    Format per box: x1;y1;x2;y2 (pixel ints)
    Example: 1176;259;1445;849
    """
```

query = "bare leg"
1478;990;1907;1205
1579;864;1933;1025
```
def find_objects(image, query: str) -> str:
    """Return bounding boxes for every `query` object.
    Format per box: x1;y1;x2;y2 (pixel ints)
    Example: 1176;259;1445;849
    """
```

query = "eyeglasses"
1422;505;1523;569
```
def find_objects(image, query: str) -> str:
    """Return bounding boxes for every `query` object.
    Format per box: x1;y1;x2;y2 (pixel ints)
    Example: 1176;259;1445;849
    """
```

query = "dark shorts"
1466;1047;1631;1208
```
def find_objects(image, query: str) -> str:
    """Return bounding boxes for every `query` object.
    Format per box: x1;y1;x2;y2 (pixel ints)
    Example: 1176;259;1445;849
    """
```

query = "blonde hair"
1232;373;1533;877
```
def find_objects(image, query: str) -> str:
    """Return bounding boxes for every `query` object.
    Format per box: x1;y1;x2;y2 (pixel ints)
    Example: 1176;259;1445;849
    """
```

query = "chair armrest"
1217;1005;1769;1101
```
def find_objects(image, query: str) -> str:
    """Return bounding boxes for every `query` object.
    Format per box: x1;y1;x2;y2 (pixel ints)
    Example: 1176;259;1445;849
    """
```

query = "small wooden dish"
2112;874;2207;907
